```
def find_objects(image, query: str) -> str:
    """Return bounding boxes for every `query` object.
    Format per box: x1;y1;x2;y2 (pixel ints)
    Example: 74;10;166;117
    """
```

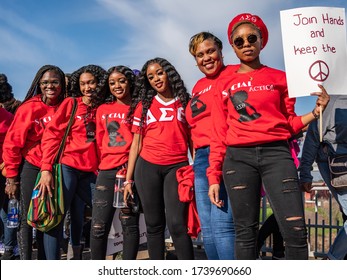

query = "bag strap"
54;98;77;164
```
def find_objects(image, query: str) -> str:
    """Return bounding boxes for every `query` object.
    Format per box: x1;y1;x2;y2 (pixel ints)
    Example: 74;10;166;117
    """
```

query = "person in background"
124;57;194;260
91;65;140;260
3;66;67;260
0;74;18;260
0;73;21;115
186;32;236;259
207;13;330;260
299;94;347;260
37;64;108;259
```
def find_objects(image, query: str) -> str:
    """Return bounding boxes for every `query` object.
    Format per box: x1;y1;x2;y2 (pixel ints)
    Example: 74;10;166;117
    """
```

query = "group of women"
1;12;330;260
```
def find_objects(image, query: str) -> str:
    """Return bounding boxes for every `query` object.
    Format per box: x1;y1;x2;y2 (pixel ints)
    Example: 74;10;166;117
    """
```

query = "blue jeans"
43;164;95;259
317;161;347;260
223;142;308;259
193;146;235;259
1;206;18;250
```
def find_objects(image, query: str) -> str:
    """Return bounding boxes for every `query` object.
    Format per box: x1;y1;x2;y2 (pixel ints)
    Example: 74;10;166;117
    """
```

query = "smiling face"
39;70;62;105
146;63;171;96
108;71;131;105
194;38;224;78
79;72;97;101
231;23;262;63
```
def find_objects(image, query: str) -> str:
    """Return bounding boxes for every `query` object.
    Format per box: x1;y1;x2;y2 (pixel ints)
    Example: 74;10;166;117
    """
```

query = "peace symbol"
309;60;329;82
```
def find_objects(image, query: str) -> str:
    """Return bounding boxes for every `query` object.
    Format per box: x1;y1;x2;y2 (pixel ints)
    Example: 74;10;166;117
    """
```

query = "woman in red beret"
207;13;330;260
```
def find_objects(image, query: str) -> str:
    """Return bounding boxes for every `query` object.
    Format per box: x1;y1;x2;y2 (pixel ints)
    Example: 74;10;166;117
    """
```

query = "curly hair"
69;64;108;108
127;57;190;127
105;65;136;103
189;31;223;56
22;65;66;105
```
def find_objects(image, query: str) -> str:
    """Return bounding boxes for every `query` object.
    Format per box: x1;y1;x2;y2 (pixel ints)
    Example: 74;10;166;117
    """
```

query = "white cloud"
1;0;346;102
97;0;291;91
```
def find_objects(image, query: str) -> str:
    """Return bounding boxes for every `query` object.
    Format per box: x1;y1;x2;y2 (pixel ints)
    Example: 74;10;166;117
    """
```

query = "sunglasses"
233;34;258;48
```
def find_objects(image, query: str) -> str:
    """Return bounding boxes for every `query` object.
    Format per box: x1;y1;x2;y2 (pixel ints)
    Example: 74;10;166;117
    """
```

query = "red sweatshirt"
3;95;60;177
0;108;14;164
41;97;98;172
132;95;189;165
186;65;237;149
207;66;304;185
95;102;133;170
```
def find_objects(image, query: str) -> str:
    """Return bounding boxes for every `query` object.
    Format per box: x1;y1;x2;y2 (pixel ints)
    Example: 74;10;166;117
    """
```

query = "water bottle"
113;169;127;208
7;198;19;228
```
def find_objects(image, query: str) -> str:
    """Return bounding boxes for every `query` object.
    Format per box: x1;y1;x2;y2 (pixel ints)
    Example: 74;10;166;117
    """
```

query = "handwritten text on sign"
280;7;347;97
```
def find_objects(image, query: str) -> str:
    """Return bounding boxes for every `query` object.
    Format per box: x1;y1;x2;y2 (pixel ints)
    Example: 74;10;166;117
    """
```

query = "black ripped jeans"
90;168;139;260
223;141;308;260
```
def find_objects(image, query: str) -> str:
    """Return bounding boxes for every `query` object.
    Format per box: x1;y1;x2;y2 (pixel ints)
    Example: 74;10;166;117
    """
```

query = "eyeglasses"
40;80;60;86
233;34;258;48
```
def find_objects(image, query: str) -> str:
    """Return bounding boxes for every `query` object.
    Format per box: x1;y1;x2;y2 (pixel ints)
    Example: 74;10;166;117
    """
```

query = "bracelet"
5;179;20;186
123;180;134;187
312;109;319;119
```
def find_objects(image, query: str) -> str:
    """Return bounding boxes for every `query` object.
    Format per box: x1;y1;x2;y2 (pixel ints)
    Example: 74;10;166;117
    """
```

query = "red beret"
227;13;269;49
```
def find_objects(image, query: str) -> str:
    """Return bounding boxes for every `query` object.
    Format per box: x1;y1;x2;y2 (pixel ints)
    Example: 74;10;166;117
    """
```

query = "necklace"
237;64;263;81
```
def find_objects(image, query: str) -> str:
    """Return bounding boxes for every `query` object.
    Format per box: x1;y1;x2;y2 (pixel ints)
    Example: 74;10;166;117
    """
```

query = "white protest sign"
280;7;347;97
106;210;147;256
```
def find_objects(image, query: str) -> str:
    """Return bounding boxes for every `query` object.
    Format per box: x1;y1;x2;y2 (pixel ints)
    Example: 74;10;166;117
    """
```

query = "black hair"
105;65;136;103
127;57;190;127
0;73;21;114
0;73;14;103
22;65;66;104
69;64;108;108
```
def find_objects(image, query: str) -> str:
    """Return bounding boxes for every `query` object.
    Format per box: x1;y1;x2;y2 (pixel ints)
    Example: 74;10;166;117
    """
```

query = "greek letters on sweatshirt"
41;97;98;172
0;108;14;165
95;102;133;170
185;65;237;149
207;66;304;185
3;96;59;177
132;95;189;165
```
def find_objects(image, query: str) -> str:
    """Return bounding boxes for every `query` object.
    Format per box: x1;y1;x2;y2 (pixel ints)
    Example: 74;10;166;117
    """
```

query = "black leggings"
18;160;45;260
134;156;194;260
90;168;139;260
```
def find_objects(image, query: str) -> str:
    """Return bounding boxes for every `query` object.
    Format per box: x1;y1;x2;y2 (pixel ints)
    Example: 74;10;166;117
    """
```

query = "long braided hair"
127;57;190;127
69;64;108;109
22;65;66;105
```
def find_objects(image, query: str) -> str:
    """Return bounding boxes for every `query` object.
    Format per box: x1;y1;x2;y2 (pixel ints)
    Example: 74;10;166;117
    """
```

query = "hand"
310;84;330;114
123;182;133;206
208;184;224;208
300;182;313;193
35;170;54;199
5;177;19;199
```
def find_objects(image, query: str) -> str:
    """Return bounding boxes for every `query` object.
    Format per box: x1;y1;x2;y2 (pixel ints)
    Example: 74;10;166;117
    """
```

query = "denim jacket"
298;121;322;183
299;95;347;183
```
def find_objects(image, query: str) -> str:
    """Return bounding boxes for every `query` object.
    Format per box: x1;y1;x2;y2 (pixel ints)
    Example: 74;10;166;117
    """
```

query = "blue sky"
1;0;346;115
